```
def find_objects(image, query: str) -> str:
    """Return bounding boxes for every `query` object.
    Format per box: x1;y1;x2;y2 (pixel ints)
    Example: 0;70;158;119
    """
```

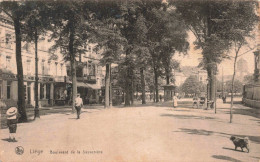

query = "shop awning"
77;82;89;88
77;82;101;89
85;83;101;90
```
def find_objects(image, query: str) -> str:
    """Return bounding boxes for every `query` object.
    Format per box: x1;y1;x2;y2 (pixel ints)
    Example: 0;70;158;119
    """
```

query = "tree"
222;2;258;123
22;1;50;119
131;14;150;104
144;6;189;102
244;75;254;84
0;2;28;122
90;1;127;108
181;75;206;96
225;80;243;94
48;1;95;112
173;1;258;110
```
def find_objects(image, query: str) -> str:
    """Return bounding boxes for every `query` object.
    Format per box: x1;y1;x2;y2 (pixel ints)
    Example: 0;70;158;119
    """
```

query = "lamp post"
254;50;259;82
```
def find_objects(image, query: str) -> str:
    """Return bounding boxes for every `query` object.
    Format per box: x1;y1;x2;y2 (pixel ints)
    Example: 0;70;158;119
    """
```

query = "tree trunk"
69;19;76;113
210;68;216;103
154;66;159;103
165;67;170;85
140;67;146;104
230;46;240;123
206;66;216;109
130;73;134;105
105;63;110;108
34;29;40;119
14;17;27;122
124;61;131;106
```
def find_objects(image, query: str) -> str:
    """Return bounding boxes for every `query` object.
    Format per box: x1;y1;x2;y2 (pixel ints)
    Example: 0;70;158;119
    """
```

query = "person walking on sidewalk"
6;107;20;142
173;95;178;108
75;93;83;119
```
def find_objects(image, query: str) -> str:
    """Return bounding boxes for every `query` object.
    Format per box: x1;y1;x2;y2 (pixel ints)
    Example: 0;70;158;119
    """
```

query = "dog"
230;136;250;153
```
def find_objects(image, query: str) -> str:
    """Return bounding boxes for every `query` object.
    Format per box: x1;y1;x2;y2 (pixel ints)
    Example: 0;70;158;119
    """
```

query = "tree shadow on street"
222;106;260;119
161;113;216;120
174;127;260;144
174;128;213;136
212;155;242;162
166;109;191;112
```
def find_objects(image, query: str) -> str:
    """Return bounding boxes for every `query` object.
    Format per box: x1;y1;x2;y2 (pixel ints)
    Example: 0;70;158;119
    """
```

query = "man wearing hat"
75;93;83;119
6;107;19;142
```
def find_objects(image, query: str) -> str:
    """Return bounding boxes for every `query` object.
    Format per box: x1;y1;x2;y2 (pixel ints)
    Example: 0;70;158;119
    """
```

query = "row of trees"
0;1;258;123
179;75;243;96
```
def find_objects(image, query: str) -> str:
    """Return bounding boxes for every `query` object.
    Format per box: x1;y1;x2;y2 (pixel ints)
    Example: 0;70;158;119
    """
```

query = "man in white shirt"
75;93;83;119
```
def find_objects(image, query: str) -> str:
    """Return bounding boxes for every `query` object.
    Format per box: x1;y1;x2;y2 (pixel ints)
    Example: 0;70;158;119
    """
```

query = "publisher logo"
15;146;24;155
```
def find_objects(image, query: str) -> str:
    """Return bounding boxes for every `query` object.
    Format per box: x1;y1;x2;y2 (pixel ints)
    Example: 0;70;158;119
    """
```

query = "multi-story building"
71;43;105;104
0;12;68;108
0;12;105;108
174;66;208;86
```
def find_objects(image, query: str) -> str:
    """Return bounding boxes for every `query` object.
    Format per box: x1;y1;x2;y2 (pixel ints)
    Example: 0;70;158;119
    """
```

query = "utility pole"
109;63;112;107
222;67;224;97
34;29;40;119
215;70;217;114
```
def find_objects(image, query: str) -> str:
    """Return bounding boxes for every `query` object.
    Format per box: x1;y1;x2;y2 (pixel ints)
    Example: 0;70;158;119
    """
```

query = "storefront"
53;76;71;106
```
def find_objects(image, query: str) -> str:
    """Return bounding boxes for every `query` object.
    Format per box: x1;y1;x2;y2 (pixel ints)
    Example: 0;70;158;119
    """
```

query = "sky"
174;31;257;76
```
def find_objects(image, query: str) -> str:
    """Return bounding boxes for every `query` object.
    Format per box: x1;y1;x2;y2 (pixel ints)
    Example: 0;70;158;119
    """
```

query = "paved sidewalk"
0;99;259;162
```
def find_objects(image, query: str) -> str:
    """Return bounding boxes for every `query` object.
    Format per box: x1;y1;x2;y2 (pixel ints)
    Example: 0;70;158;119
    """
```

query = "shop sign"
54;76;65;82
24;75;35;81
0;73;17;80
39;76;54;82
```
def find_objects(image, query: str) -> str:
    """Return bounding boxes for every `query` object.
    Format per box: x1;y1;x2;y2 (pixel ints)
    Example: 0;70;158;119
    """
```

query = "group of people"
192;96;205;108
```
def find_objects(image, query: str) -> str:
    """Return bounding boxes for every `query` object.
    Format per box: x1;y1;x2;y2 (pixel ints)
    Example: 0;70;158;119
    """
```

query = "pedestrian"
192;96;199;108
173;95;178;108
160;95;162;102
6;107;20;142
75;93;83;119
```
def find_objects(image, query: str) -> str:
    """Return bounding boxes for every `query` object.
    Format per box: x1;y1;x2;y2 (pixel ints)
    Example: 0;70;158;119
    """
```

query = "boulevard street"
0;99;260;162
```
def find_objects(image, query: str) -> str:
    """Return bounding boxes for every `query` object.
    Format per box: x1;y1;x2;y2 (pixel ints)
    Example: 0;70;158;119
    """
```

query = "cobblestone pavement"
0;98;259;162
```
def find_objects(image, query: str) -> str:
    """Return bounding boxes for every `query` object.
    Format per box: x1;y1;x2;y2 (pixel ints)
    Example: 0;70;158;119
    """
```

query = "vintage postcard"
0;1;259;162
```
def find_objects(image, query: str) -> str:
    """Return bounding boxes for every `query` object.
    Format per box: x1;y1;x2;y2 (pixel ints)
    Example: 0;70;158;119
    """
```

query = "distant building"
174;66;207;86
237;58;248;81
174;71;186;86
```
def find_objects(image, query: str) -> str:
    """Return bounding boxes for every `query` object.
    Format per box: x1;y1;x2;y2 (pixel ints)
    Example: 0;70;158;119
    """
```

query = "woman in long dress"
173;95;178;108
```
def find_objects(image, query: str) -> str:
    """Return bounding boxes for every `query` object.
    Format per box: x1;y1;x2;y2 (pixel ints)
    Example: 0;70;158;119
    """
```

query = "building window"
88;64;96;76
6;56;11;69
40;83;44;99
5;33;12;49
60;64;63;76
47;62;51;75
41;60;45;75
55;62;58;76
27;60;31;75
7;81;11;99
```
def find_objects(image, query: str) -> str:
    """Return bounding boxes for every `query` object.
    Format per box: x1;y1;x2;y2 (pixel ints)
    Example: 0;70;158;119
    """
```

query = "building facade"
0;12;105;108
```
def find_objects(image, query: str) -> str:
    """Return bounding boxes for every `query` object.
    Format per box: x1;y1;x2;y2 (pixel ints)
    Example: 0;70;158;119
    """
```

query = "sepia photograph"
0;0;259;161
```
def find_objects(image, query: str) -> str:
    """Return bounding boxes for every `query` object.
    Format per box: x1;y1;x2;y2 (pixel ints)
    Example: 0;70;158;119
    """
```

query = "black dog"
230;136;250;153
